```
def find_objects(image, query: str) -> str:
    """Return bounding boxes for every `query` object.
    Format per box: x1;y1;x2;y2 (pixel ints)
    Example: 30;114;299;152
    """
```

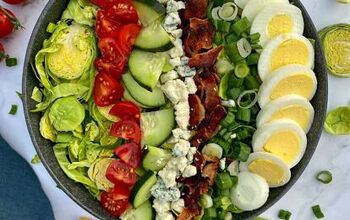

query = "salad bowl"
23;0;328;219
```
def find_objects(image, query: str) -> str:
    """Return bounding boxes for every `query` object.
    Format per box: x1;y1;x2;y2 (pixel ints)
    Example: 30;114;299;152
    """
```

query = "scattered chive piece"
31;154;41;164
5;57;17;67
312;205;325;219
16;91;22;100
278;209;292;220
8;105;18;115
316;170;332;184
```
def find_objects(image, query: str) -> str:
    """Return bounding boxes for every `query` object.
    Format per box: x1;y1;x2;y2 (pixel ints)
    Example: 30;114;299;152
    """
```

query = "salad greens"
324;106;350;135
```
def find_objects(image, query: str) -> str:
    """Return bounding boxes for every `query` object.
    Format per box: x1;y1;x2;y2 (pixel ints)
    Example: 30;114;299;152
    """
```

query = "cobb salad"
31;0;317;219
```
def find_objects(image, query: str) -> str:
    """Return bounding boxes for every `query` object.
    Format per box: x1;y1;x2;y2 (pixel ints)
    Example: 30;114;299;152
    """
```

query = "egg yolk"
270;73;315;100
270;105;310;130
248;159;285;185
270;39;309;72
267;14;293;39
263;130;301;165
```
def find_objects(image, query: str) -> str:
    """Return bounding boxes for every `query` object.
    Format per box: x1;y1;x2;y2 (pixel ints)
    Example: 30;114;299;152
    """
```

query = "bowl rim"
22;0;328;219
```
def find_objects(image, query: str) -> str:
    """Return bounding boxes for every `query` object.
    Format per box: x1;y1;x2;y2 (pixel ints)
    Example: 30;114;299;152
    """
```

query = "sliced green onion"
5;57;17;67
46;22;56;33
229;74;244;87
231;17;250;35
218;2;238;21
212;6;221;20
312;205;325;219
214;32;223;45
237;89;258;109
227;88;241;99
235;61;250;78
236;108;251;122
251;43;263;50
219;128;228;136
244;75;261;90
278;209;292;220
316;170;332;184
221;112;236;127
8;105;18;115
217;20;231;33
236;128;251;140
200;194;213;208
225;33;240;44
205;207;217;218
233;142;251;161
246;53;260;65
225;42;244;63
237;38;252;58
249;33;261;44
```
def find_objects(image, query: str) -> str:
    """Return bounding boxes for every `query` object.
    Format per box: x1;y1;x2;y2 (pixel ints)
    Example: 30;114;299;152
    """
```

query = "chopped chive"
8;105;18;115
278;209;292;220
31;154;41;164
312;205;324;219
16;91;22;100
5;57;17;67
316;170;332;184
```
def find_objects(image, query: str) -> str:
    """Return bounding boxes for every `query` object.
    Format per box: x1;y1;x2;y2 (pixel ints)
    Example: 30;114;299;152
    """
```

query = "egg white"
250;3;304;47
258;64;317;107
242;0;289;22
252;119;307;168
258;33;315;81
240;152;291;187
230;171;269;211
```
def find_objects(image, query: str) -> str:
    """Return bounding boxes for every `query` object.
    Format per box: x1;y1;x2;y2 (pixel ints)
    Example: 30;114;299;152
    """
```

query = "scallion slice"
237;38;252;58
312;205;325;219
5;57;17;67
8;105;18;115
278;209;292;220
316;170;332;184
235;61;250;78
218;2;238;21
212;7;221;20
215;173;234;189
237;89;258;109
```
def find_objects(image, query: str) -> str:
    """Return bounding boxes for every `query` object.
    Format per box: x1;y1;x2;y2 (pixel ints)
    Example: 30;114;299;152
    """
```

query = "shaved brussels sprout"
39;110;57;142
88;158;115;191
49;96;85;132
85;121;100;142
337;0;350;3
319;24;350;77
324;106;350;135
62;0;97;27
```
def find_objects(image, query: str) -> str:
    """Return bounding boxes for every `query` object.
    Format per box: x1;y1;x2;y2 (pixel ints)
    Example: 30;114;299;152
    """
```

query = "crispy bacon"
183;0;208;20
189;45;223;68
205;105;227;131
185;18;215;55
177;203;201;220
201;74;221;111
189;94;206;130
202;159;219;185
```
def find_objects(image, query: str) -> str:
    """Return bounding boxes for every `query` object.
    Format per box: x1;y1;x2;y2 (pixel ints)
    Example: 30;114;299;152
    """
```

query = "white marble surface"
0;0;349;219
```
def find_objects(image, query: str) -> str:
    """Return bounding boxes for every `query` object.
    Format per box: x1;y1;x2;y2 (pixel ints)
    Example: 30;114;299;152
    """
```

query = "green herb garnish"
8;105;18;115
316;170;332;184
278;209;292;220
312;205;325;218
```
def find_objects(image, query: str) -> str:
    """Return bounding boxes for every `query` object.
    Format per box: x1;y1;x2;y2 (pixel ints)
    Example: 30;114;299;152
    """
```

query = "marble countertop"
0;0;349;219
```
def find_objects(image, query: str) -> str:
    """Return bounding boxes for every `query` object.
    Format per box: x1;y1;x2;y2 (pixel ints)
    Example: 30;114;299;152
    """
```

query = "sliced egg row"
230;1;317;210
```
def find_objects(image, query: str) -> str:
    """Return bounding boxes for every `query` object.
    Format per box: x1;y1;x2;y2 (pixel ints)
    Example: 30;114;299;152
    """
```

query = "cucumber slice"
133;0;165;26
97;105;119;122
143;145;172;171
135;21;174;52
122;73;166;107
129;49;167;90
162;53;174;72
131;171;157;208
141;108;175;146
121;200;154;220
123;88;153;109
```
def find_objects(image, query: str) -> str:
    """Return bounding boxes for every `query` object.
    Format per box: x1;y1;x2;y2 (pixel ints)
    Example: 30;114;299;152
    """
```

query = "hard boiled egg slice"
258;65;317;107
252;119;307;168
256;95;314;133
242;0;289;22
230;171;269;211
258;33;315;81
250;4;304;47
240;152;291;187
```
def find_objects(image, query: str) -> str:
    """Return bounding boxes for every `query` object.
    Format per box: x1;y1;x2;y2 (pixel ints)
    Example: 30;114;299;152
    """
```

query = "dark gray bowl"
22;1;328;219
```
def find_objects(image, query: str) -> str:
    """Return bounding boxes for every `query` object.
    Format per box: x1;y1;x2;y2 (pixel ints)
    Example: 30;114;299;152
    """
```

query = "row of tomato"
89;0;144;216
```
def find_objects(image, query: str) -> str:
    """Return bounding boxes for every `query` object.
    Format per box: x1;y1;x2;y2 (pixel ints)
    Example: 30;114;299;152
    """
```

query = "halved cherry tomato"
100;185;130;216
98;37;127;61
109;101;140;123
96;10;120;39
94;57;126;80
110;120;141;143
105;0;139;24
2;0;26;4
0;7;21;38
114;142;141;168
90;0;119;8
93;72;124;106
116;24;141;54
106;159;137;186
0;43;5;62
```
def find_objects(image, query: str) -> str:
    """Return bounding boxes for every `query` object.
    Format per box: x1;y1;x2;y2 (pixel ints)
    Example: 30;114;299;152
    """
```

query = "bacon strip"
201;74;221;111
185;18;215;55
183;0;208;20
189;94;206;130
189;46;223;68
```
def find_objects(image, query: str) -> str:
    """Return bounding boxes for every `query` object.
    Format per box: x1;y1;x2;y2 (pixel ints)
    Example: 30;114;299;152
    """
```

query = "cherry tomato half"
98;37;127;61
2;0;26;4
90;0;120;8
93;72;124;107
105;0;139;24
116;23;141;54
0;7;20;38
110;120;141;144
105;159;137;186
94;57;126;80
114;142;141;168
96;10;120;39
109;101;140;123
100;186;130;216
